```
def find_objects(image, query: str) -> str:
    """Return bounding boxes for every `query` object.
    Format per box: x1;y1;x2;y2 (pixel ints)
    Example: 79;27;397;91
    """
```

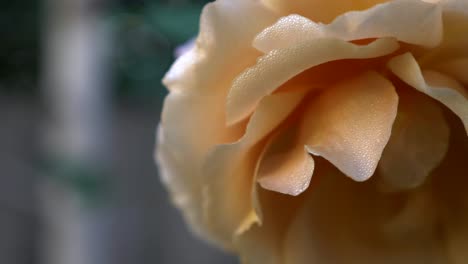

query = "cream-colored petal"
433;57;468;85
157;0;279;248
377;90;450;192
260;0;387;23
257;125;315;196
255;1;442;53
388;53;468;133
202;89;306;245
324;0;442;47
253;15;325;53
226;38;399;125
418;10;468;66
303;71;398;182
284;164;447;264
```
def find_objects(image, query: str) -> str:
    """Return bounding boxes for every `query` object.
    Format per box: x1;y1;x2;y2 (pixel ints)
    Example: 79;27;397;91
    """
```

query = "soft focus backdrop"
0;0;237;263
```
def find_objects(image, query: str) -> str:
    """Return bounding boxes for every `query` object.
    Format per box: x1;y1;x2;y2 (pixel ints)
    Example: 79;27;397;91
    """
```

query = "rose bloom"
156;0;468;263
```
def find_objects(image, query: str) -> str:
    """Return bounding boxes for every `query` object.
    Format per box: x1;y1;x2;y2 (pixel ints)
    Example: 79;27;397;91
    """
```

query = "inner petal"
387;52;468;133
260;0;388;24
257;124;315;196
302;71;398;182
377;87;450;192
254;1;442;53
201;88;306;244
226;38;399;125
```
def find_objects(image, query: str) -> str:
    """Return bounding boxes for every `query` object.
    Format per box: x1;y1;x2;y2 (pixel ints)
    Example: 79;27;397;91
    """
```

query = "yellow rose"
156;0;468;263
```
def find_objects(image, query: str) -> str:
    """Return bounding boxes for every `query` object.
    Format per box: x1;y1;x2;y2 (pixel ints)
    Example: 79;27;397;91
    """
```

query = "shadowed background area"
0;0;237;263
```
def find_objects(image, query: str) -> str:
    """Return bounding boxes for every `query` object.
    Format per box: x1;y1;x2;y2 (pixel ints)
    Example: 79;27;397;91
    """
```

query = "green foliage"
0;1;39;94
112;2;208;101
0;0;209;100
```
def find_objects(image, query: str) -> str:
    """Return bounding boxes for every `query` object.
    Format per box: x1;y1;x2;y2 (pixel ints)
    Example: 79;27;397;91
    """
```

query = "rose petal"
418;10;468;66
378;90;450;192
303;71;398;182
255;1;443;53
226;38;399;125
202;89;306;244
257;125;315;196
260;0;387;23
157;91;245;247
387;52;468;133
157;0;278;248
163;0;277;93
253;15;325;53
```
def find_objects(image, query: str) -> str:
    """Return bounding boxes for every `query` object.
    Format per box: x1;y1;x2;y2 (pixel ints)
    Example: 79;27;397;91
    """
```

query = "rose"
156;0;468;263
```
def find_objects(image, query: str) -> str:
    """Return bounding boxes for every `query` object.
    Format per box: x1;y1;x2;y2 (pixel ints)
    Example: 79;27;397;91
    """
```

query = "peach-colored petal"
253;15;324;53
254;1;442;53
255;71;398;192
378;91;450;192
157;91;245;247
260;0;388;23
433;58;468;85
226;38;399;125
163;0;277;93
257;125;315;196
202;89;306;244
388;52;468;133
303;71;398;182
157;0;279;248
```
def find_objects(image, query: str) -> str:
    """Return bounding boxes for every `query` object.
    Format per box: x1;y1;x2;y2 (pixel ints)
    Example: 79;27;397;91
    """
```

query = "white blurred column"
40;0;112;263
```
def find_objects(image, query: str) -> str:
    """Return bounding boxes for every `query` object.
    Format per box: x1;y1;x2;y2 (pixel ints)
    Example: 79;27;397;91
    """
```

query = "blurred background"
0;0;237;263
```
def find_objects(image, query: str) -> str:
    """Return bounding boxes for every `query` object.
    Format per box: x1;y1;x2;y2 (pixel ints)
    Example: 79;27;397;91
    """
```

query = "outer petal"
163;0;277;93
377;90;450;192
260;0;387;23
303;71;398;182
157;91;244;243
255;1;442;53
388;52;468;133
156;0;278;246
226;38;399;125
202;89;306;246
